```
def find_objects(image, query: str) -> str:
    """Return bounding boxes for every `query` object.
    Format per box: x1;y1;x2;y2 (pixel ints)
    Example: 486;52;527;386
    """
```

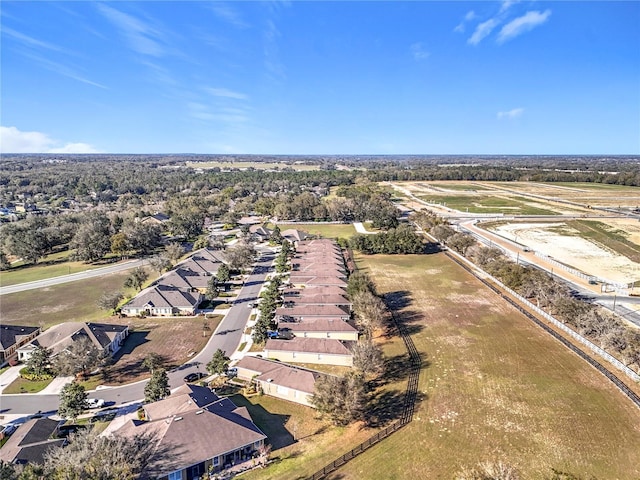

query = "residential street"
0;259;146;295
0;252;273;416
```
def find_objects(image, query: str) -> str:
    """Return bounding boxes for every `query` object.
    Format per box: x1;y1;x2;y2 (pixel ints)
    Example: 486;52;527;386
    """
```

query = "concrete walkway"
0;366;22;394
38;376;75;395
353;222;376;234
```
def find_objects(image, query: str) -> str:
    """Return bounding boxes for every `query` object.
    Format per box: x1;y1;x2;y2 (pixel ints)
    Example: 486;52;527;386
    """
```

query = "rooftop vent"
174;417;183;422
195;410;204;415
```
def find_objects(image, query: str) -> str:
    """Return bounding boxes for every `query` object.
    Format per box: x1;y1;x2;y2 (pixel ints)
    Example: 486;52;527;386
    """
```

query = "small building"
17;322;129;362
248;225;272;242
113;384;266;479
235;356;328;408
280;229;308;244
141;213;170;225
283;294;352;311
0;418;65;465
288;275;348;288
0;325;41;365
283;286;348;297
264;338;354;367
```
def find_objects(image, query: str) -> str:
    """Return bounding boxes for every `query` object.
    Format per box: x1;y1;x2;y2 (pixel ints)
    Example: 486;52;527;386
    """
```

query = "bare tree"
351;339;384;377
165;242;184;264
352;290;387;336
97;290;124;314
148;255;172;274
53;336;104;378
447;232;476;256
311;372;366;426
124;266;149;291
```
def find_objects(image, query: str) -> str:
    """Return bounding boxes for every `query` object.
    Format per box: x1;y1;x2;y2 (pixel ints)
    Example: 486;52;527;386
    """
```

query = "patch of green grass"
1;256;103;287
0;271;140;328
3;376;53;394
288;223;356;239
238;342;247;352
326;253;640;480
568;220;640;263
418;194;558;215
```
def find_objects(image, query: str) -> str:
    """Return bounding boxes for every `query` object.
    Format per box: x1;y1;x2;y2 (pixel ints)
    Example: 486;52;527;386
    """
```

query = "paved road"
0;251;274;415
0;259;146;295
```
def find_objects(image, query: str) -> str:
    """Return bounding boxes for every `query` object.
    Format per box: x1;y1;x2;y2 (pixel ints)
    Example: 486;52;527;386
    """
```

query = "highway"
0;251;274;415
0;259;146;295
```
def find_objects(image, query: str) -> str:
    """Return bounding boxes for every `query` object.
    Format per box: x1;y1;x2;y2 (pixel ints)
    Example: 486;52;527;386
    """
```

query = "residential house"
160;268;209;293
0;418;65;465
288;275;348;288
280;229;308;244
17;322;129;362
141;213;170;225
235;356;328;408
114;384;266;480
264;337;354;366
0;325;41;364
276;304;350;321
284;294;352;311
248;224;272;243
279;318;359;341
120;285;202;317
283;286;348;297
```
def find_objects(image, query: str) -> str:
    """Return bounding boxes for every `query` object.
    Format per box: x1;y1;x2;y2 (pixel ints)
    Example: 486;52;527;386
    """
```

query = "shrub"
19;366;54;381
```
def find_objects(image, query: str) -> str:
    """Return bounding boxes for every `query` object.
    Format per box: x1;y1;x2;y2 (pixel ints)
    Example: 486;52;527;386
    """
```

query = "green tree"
224;241;256;271
269;225;283;245
96;290;124;314
110;232;130;258
0;250;10;271
206;348;230;375
25;346;52;379
142;352;164;374
58;382;88;421
70;214;112;262
145;368;170;402
206;276;219;301
216;263;231;284
124;266;149;291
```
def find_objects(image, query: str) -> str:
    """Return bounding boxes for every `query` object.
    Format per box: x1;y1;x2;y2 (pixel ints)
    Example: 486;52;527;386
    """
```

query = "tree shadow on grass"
229;394;294;450
365;389;428;428
383;290;412;310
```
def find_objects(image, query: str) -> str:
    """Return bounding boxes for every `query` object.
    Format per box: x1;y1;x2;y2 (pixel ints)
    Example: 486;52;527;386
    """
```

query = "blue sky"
1;1;638;154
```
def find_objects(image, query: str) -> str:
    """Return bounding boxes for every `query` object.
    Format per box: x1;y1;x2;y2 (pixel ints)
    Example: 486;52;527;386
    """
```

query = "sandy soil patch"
489;222;640;283
601;218;640;246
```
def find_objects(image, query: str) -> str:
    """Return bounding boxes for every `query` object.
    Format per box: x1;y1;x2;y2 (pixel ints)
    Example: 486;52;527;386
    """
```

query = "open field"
185;161;319;171
417;193;559;215
326;253;640;479
484;220;640;284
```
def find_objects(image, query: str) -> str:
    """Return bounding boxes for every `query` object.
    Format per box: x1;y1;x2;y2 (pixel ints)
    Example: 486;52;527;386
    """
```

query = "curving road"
0;259;146;296
0;252;274;415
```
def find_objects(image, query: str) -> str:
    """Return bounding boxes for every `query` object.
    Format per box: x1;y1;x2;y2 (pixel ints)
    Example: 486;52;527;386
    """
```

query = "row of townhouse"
120;248;227;317
265;239;357;367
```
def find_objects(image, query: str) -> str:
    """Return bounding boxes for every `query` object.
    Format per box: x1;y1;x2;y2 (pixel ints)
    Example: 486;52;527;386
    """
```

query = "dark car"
183;372;204;382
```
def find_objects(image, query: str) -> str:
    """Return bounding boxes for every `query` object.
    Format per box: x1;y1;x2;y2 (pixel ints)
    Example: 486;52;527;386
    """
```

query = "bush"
19;366;54;381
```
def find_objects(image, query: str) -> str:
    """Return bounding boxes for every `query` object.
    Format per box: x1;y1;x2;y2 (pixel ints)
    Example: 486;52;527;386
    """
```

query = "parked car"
184;372;205;383
1;424;17;436
267;330;279;339
225;367;238;378
277;329;294;340
86;398;105;409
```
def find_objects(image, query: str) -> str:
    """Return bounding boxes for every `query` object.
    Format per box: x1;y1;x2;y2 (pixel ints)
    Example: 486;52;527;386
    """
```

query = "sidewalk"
38;376;74;395
0;366;22;394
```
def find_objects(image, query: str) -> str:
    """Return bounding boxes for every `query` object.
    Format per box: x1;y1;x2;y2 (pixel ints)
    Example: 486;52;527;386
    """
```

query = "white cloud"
497;10;552;44
3;27;64;52
499;0;520;14
205;88;248;100
497;108;524;119
468;18;500;45
208;3;249;29
96;4;166;57
0;126;101;153
410;42;430;61
454;10;476;33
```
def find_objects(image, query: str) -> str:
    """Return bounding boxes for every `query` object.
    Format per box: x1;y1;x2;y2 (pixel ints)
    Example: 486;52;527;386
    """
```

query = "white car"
86;398;105;409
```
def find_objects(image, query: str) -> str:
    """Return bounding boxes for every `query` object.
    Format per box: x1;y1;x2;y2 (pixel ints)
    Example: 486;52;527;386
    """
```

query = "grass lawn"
3;376;54;394
418;194;559;215
567;220;640;264
286;223;357;239
0;271;141;328
99;315;223;385
233;394;374;480
323;253;640;479
0;250;131;287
